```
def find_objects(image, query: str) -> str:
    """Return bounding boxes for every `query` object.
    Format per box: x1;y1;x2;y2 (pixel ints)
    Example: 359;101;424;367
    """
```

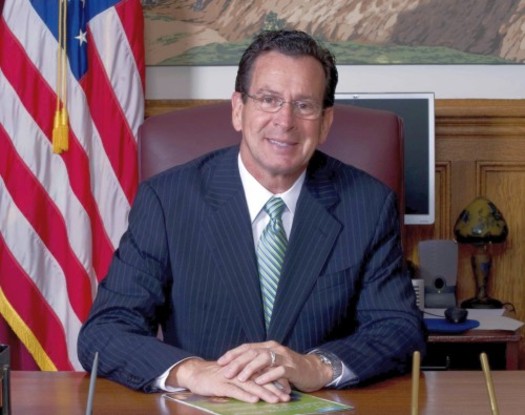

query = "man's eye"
261;96;279;105
296;101;314;111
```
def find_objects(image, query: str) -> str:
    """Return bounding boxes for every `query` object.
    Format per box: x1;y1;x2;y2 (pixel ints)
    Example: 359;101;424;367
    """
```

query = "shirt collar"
238;154;305;223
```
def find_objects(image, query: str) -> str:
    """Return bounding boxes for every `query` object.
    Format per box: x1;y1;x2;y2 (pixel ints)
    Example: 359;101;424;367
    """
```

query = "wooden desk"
426;329;522;370
8;370;525;414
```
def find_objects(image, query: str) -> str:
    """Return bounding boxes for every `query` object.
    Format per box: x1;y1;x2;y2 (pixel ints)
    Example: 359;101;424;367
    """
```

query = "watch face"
318;354;331;365
314;352;342;381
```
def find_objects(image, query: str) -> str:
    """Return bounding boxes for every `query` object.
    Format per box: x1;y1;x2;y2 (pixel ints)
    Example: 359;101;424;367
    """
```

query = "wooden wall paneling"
434;100;525;368
145;99;221;117
476;161;525;364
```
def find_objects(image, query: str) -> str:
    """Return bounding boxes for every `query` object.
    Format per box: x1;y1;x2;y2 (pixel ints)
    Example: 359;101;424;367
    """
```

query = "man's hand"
217;341;333;392
166;358;291;403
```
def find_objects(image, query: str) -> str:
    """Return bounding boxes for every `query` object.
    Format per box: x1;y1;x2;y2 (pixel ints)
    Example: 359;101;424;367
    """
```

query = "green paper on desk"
163;390;353;414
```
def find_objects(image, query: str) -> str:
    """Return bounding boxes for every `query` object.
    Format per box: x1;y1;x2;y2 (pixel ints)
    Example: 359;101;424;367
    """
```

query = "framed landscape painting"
142;0;525;66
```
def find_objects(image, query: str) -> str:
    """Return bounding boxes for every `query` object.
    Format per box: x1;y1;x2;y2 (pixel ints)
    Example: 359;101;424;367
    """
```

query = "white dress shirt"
237;154;304;245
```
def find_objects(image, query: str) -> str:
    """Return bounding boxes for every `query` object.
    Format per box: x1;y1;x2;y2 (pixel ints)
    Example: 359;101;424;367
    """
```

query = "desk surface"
9;370;525;414
427;329;521;343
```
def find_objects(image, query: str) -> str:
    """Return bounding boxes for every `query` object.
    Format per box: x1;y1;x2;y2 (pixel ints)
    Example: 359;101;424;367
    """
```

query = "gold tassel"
52;109;62;154
59;107;69;151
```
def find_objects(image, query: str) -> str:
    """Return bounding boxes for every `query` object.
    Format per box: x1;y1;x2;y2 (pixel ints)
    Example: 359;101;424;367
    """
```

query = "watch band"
312;351;342;383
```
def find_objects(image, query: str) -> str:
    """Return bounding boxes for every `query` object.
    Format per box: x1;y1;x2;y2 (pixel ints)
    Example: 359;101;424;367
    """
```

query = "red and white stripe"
0;0;144;370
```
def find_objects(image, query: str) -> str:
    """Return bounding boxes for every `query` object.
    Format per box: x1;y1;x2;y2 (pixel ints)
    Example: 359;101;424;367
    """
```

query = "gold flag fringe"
0;287;57;371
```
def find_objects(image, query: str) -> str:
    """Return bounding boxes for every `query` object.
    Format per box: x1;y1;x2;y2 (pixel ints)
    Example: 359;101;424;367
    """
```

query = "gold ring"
269;350;276;367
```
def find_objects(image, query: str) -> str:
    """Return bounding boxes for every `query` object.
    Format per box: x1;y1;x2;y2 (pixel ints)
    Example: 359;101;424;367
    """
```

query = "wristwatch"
312;351;342;383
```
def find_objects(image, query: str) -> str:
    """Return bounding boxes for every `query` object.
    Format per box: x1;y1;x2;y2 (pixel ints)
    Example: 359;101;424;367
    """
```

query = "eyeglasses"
244;93;323;120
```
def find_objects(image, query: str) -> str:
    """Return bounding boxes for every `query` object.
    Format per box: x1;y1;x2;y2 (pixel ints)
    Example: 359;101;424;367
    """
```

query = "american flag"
0;0;144;370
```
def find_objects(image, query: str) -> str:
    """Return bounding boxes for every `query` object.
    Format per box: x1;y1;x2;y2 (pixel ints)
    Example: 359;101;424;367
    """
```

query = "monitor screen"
335;92;435;225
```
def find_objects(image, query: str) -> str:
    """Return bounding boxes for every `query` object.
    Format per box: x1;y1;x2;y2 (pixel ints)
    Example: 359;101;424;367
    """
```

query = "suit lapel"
270;153;342;342
203;148;266;342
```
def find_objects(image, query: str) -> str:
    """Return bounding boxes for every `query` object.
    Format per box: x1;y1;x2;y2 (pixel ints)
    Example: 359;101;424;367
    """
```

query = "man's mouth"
268;138;293;147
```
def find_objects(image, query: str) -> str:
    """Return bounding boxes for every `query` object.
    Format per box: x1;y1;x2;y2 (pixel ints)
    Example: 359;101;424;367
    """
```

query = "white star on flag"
75;29;87;45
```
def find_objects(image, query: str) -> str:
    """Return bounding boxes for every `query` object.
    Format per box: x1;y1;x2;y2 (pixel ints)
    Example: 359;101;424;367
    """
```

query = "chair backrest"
139;102;404;223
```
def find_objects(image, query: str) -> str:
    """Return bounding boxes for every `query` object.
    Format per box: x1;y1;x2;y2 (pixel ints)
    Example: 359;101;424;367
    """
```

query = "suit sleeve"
77;182;193;392
318;190;426;387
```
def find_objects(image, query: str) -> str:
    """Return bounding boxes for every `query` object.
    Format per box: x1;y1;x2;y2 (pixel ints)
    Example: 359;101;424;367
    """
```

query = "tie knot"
264;197;286;221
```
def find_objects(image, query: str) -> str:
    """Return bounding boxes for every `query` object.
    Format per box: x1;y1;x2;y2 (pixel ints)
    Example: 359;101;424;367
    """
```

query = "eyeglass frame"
243;92;325;120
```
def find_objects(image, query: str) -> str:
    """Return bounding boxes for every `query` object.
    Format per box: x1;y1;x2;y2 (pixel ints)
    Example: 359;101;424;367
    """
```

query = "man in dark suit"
78;30;425;403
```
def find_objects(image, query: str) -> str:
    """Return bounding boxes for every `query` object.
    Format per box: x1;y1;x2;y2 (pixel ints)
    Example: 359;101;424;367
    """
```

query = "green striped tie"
257;197;288;330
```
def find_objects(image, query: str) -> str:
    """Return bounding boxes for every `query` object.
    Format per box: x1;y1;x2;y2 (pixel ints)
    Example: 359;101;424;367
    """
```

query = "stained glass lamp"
453;196;508;309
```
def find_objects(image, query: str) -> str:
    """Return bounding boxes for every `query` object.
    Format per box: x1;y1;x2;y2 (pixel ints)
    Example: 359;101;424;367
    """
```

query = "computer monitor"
334;92;435;225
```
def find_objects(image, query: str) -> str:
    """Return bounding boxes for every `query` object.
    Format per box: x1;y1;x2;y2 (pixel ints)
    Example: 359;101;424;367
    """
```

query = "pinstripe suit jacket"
77;146;425;391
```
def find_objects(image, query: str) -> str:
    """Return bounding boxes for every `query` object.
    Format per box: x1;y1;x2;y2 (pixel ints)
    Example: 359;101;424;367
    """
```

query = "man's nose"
273;102;295;127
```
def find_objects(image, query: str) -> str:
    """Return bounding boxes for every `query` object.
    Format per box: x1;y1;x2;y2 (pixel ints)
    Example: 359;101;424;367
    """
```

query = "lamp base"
460;297;503;309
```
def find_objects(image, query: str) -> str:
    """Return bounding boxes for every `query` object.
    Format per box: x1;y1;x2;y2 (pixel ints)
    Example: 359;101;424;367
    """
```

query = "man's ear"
318;106;334;145
231;92;244;132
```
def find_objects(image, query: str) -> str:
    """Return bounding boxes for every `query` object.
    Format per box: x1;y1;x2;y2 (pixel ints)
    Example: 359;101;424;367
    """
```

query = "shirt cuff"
152;357;202;392
332;360;358;387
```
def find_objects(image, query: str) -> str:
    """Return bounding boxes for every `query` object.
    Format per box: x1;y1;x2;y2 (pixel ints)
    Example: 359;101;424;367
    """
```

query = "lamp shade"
454;197;508;245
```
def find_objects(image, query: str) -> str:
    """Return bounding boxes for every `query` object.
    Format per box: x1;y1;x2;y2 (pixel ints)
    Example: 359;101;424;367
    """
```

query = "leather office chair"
139;102;404;224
